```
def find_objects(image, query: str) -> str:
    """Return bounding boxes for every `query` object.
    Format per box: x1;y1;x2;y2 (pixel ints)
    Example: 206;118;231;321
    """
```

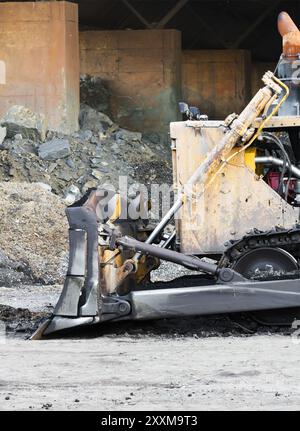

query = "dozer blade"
31;192;101;339
31;189;132;339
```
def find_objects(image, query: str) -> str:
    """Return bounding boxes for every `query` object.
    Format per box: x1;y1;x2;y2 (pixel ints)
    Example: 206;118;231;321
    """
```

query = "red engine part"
266;171;297;201
267;171;280;191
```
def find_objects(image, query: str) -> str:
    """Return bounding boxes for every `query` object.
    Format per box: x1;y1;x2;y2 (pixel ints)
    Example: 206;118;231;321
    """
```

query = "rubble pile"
0;95;172;285
0;104;172;199
0;182;68;285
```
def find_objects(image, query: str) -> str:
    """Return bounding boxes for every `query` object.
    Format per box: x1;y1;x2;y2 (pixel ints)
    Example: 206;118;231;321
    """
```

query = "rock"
6;137;36;156
14;134;23;141
111;142;122;154
66;158;75;169
90;135;100;145
48;162;57;173
38;139;71;161
142;132;162;145
115;128;142;143
0;105;47;141
0;127;6;146
82;179;99;194
0;104;172;205
95;146;103;157
90;157;101;166
64;184;81;206
91;170;104;180
79;104;113;133
56;168;73;182
81;130;93;141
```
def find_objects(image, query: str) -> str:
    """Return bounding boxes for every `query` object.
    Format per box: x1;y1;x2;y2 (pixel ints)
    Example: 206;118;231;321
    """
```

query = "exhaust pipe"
278;11;300;57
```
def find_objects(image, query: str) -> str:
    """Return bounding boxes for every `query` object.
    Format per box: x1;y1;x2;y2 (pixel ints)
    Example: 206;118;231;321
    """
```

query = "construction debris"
0;101;172;286
0;104;172;197
0;250;33;287
0;182;68;285
0;105;47;141
115;128;142;143
38;138;71;161
79;104;114;132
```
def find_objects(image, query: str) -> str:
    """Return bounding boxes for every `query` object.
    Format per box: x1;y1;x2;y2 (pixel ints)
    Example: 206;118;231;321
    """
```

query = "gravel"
0;182;68;285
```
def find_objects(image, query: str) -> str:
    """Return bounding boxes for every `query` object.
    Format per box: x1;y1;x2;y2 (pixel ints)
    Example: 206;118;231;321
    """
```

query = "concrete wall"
80;29;182;143
0;1;79;134
0;7;266;140
182;50;251;119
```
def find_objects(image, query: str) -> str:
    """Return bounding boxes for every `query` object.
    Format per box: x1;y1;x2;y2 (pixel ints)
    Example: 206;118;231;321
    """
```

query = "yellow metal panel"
170;121;299;255
244;147;256;172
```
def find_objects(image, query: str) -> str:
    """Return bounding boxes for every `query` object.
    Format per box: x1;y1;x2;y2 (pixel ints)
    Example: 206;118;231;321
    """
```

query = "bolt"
123;262;134;272
119;303;128;313
219;268;234;282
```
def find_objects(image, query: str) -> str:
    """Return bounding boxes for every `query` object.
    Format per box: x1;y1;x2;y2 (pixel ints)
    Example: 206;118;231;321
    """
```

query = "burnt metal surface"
171;121;298;254
54;190;100;318
277;58;300;117
278;11;300;57
219;226;300;270
116;235;218;274
253;115;300;128
54;276;85;317
232;247;298;279
277;12;300;117
43;316;98;336
67;230;87;276
100;296;131;321
123;278;300;321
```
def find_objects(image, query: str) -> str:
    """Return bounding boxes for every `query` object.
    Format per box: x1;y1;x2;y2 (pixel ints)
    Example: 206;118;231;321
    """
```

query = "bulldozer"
32;12;300;339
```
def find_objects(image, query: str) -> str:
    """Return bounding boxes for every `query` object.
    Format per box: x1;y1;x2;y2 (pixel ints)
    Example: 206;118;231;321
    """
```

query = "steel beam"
116;235;219;274
186;4;230;49
230;0;281;49
155;0;190;29
122;0;153;29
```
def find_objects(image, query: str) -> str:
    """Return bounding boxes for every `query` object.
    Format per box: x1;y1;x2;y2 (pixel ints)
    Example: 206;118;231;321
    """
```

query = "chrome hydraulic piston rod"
255;156;300;178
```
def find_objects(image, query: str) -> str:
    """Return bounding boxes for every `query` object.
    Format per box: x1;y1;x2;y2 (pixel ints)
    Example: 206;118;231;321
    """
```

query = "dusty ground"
1;268;300;411
1;335;300;411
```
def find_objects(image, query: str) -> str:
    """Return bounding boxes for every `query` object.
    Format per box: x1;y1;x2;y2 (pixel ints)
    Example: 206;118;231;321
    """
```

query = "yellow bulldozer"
33;12;300;338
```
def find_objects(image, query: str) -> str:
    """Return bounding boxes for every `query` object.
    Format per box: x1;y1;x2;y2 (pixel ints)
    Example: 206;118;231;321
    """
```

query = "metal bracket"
262;71;282;95
101;296;131;321
217;267;246;283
